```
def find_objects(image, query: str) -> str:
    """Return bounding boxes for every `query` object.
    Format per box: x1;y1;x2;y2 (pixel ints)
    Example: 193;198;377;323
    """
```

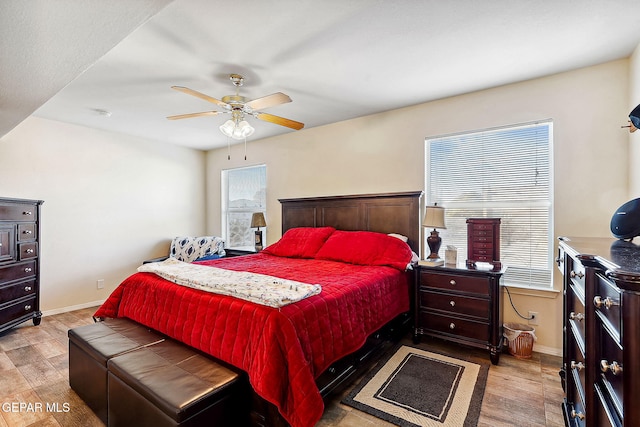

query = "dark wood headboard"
279;191;423;254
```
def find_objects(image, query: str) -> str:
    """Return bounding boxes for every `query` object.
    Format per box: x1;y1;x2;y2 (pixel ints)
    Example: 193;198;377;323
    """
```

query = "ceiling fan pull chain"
227;136;231;160
244;137;247;160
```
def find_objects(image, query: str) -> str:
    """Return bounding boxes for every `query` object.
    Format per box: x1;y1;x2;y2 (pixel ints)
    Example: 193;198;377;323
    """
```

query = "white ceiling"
9;0;640;151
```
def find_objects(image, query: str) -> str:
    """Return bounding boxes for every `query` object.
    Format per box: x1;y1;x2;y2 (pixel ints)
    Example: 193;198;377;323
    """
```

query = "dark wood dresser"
0;197;43;334
413;263;505;364
558;236;640;427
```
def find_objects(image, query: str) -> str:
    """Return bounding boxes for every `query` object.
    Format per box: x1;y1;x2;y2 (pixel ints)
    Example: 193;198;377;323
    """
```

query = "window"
426;121;553;289
221;165;266;248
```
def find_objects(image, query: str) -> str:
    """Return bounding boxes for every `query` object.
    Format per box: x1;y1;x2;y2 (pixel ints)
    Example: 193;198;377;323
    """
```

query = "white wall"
0;117;206;313
206;59;630;354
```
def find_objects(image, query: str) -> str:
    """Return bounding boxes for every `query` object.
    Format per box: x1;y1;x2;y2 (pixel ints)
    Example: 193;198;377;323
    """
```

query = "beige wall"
0;117;206;313
206;59;630;355
629;44;640;195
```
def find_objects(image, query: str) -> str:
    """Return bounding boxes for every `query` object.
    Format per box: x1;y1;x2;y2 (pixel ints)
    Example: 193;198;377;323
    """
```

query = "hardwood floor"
0;308;565;427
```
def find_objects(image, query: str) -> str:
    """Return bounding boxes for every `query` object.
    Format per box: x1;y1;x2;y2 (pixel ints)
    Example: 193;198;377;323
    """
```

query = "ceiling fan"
167;73;304;140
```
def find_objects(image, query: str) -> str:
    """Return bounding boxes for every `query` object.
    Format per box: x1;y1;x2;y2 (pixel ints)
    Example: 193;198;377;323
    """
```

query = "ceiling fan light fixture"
219;119;255;140
219;119;236;138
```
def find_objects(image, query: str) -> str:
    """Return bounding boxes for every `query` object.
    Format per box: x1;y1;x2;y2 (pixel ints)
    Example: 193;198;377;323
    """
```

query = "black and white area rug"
342;345;489;427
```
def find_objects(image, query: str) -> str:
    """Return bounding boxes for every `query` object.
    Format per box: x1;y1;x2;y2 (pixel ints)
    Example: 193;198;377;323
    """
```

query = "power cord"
504;286;534;320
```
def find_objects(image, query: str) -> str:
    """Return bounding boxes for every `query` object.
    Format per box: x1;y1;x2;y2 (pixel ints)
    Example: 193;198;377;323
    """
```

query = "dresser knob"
570;270;584;279
23;211;32;216
555;256;563;265
593;295;618;310
24;305;31;311
25;248;34;254
450;300;455;307
601;360;623;376
570;409;585;421
569;312;584;322
449;280;456;286
570;361;585;371
449;323;455;330
24;286;32;292
24;267;32;273
22;230;32;235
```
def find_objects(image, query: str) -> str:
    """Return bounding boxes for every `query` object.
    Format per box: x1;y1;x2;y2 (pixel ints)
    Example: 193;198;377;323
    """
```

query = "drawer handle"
24;305;31;311
24;267;32;273
24;286;32;292
449;323;455;330
449;280;456;286
570;270;584;279
25;248;34;254
22;230;33;235
569;312;584;322
449;300;455;307
555;256;563;265
601;360;623;376
23;211;32;216
570;409;585;421
570;361;585;371
593;295;618;310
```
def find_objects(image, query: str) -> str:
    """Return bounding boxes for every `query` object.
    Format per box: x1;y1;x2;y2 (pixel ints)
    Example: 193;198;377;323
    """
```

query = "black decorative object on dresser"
0;197;44;334
413;263;505;364
558;236;640;427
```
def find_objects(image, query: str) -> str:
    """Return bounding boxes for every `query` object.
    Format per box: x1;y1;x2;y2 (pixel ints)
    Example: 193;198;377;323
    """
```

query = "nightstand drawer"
420;271;489;296
419;311;489;342
419;290;489;319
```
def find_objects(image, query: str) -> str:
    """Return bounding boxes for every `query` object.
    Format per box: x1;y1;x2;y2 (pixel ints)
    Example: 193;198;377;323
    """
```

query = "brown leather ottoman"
107;339;248;427
68;318;165;423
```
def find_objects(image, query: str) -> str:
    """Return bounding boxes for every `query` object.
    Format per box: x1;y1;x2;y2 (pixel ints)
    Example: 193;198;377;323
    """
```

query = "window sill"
502;283;561;299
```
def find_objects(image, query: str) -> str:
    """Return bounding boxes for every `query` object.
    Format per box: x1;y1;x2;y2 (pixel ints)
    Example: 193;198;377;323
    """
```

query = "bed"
94;191;422;427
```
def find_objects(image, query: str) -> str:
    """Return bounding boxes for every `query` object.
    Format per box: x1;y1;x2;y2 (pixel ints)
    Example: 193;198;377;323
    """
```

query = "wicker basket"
503;322;536;359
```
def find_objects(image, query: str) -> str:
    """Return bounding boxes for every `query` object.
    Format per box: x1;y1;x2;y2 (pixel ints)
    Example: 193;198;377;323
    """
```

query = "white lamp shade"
423;205;446;229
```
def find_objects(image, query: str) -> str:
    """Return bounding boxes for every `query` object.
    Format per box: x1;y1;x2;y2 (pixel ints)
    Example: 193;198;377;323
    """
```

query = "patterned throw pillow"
170;236;226;263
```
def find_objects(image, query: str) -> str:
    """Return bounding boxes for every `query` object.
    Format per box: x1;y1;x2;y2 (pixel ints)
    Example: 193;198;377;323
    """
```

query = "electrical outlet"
97;279;104;290
528;311;539;326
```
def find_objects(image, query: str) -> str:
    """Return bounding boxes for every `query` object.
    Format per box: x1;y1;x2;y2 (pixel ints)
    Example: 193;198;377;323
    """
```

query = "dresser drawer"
594;274;621;341
598;326;623;418
0;279;36;305
0;204;38;222
567;256;586;294
420;271;489;296
0;296;36;324
568;284;586;348
569;335;586;399
419;290;489;319
17;223;36;241
0;261;36;283
17;242;37;260
419;311;489;342
595;383;621;427
568;369;587;426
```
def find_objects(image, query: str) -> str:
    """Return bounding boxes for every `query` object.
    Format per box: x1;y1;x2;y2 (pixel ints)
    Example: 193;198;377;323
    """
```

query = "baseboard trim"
42;300;105;317
531;343;562;357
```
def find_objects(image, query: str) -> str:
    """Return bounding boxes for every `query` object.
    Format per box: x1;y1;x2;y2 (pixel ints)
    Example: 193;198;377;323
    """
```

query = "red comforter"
94;253;410;427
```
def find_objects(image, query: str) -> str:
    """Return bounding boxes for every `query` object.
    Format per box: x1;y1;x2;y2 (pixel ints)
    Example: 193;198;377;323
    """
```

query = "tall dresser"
558;236;640;427
0;197;44;334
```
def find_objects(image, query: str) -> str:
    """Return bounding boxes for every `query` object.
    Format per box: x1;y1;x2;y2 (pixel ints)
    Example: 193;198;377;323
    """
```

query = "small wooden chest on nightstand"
466;218;501;270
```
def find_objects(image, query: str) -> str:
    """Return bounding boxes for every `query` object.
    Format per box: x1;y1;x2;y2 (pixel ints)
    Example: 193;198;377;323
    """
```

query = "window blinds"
426;121;553;289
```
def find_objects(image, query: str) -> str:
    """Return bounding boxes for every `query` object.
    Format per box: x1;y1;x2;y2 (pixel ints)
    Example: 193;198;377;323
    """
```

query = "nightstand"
414;263;505;364
224;247;259;257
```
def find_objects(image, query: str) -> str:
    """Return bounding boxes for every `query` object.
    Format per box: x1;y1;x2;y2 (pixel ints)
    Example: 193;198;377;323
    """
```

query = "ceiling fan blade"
166;111;221;120
255;112;304;130
245;92;292;111
171;86;229;109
